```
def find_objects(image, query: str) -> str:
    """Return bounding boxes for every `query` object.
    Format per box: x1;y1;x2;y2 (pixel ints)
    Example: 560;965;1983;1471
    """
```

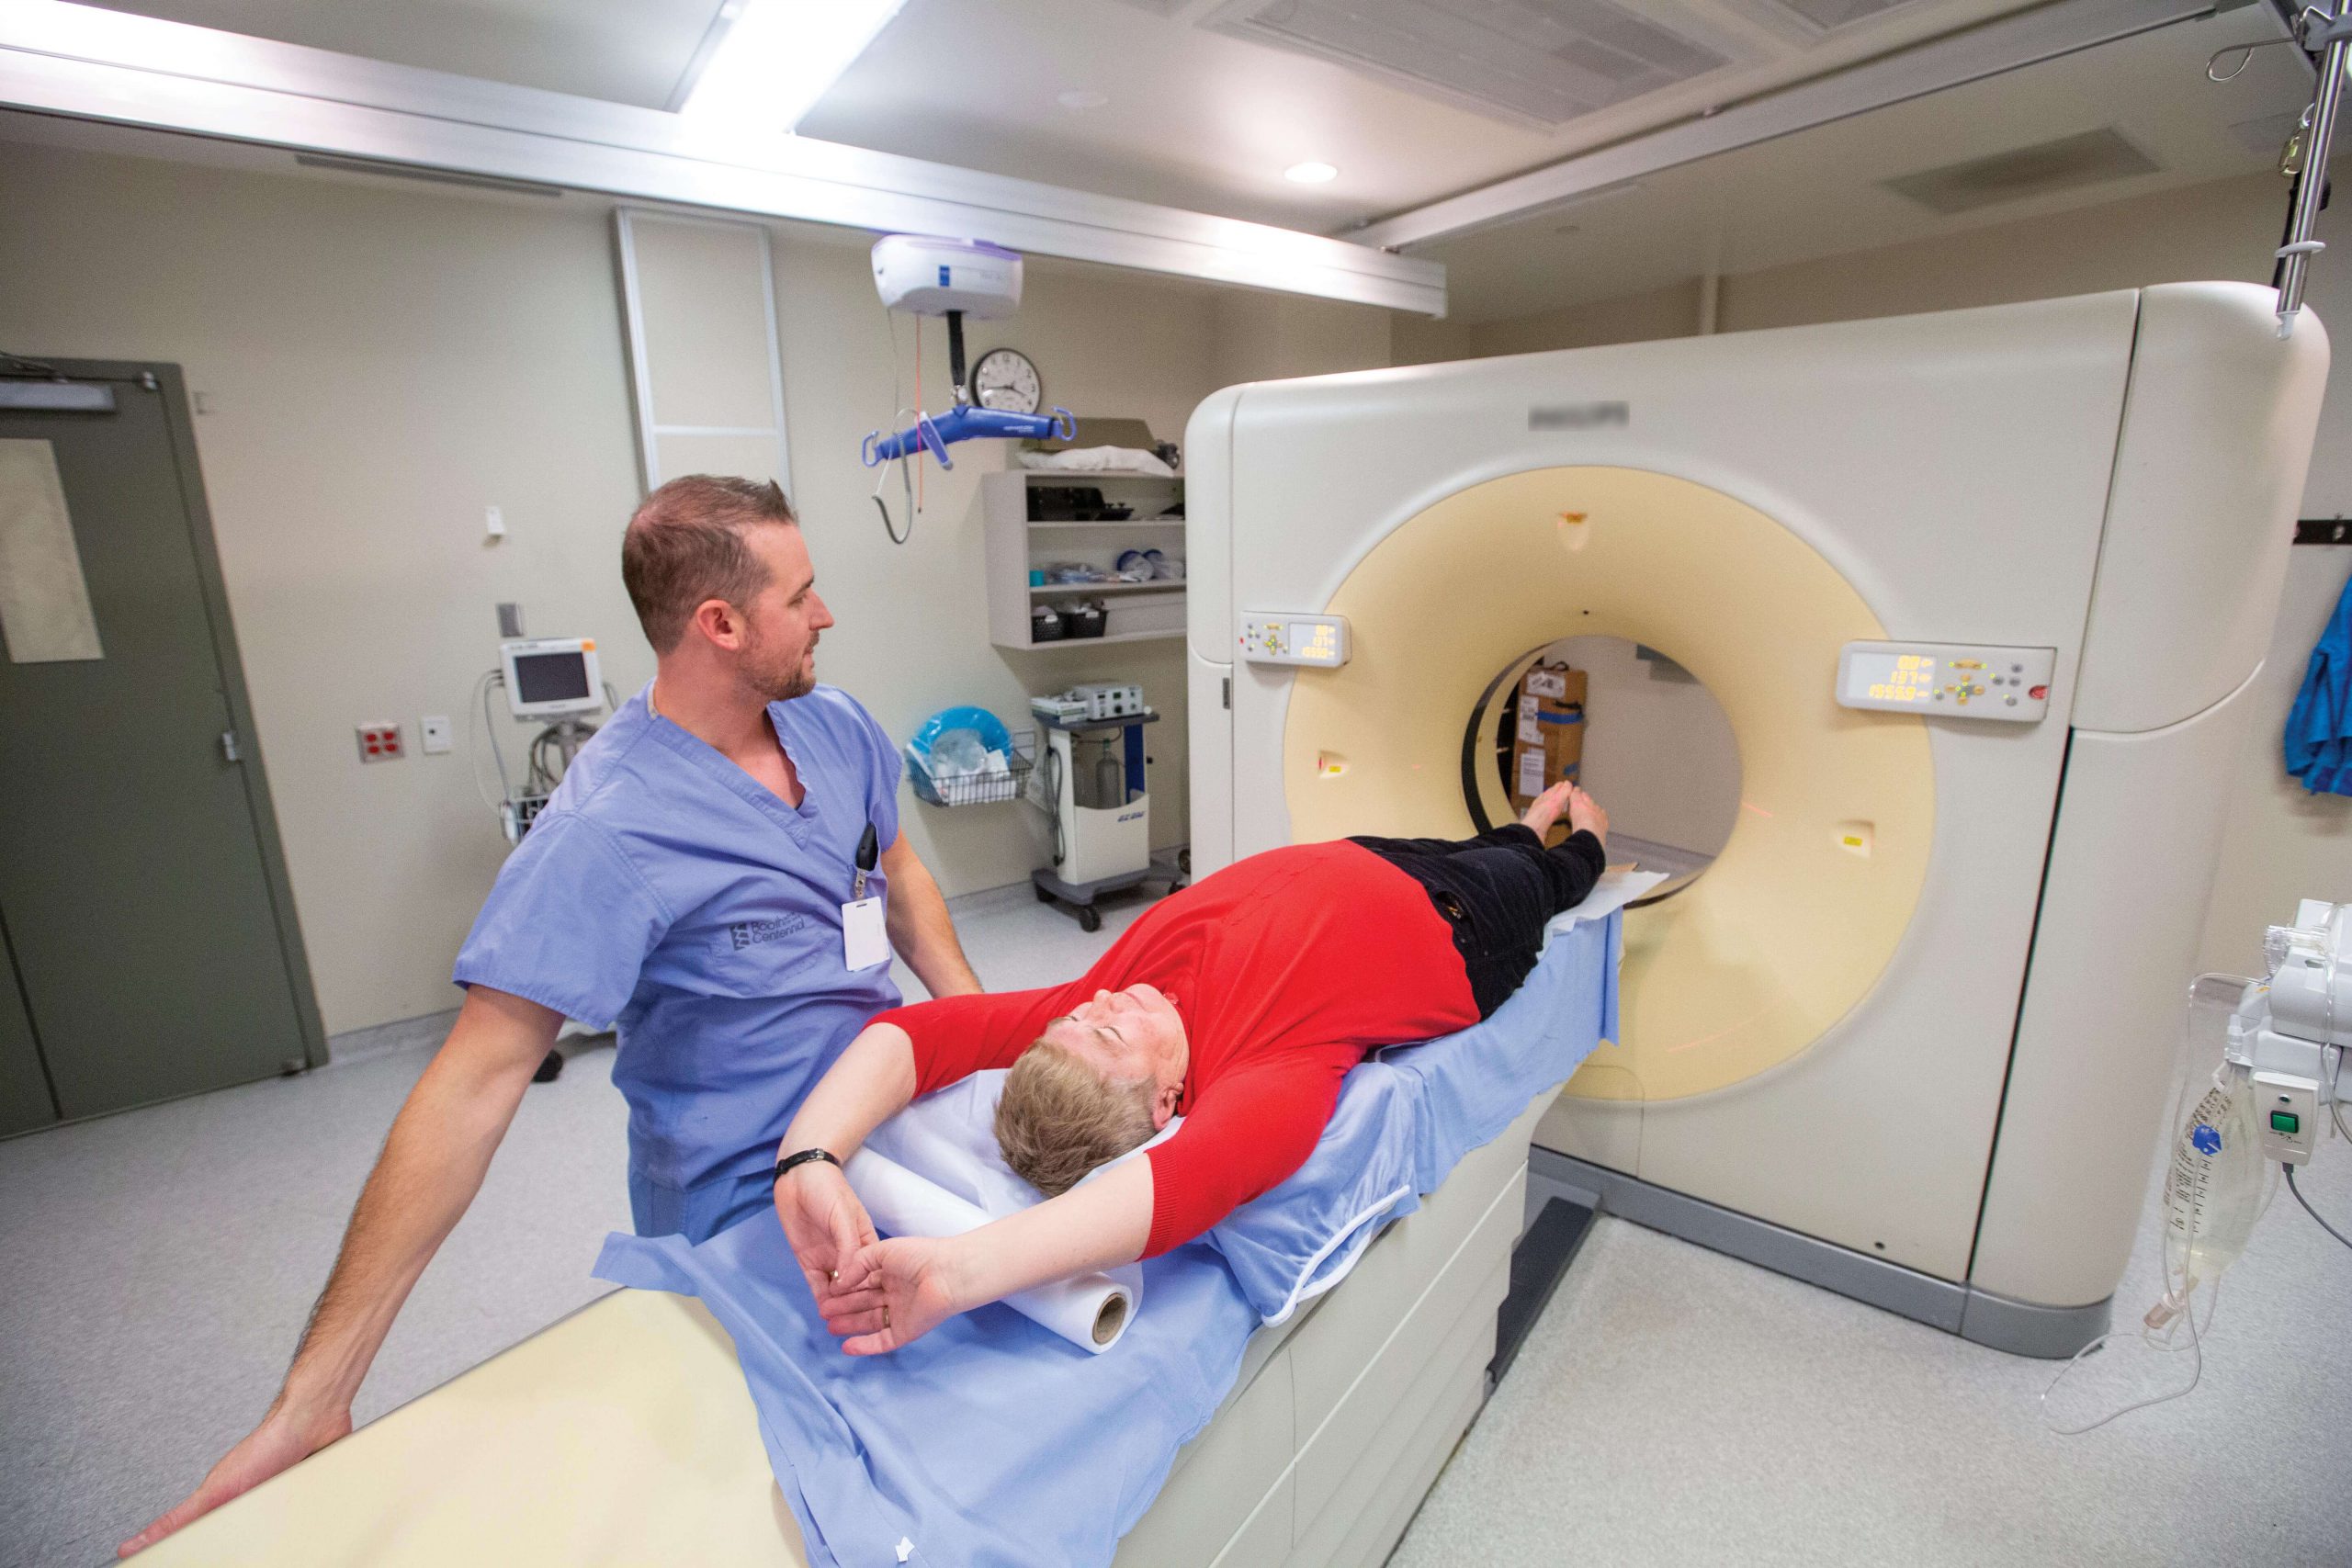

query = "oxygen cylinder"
1094;738;1125;810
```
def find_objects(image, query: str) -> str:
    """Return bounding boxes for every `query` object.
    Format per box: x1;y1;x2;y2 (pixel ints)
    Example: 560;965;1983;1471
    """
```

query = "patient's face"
1043;984;1187;1091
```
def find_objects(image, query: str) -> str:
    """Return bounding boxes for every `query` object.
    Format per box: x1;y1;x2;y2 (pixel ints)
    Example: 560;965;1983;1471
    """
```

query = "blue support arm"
863;405;1075;468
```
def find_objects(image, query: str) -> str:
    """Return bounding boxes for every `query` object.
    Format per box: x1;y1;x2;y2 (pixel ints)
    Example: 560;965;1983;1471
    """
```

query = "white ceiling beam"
1351;0;2233;252
0;0;1445;315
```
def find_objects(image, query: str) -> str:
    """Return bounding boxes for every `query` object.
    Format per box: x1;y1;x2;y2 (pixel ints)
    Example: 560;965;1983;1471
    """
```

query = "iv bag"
2161;1063;2264;1289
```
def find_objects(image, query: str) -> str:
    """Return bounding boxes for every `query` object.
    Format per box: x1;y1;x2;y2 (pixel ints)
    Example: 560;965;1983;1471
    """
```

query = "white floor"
4;883;2348;1567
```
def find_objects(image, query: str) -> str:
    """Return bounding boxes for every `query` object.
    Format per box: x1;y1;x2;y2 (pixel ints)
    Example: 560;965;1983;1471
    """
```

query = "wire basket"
909;727;1036;807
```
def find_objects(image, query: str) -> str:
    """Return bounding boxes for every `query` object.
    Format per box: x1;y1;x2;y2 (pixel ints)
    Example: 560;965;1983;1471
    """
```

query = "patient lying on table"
774;780;1610;1353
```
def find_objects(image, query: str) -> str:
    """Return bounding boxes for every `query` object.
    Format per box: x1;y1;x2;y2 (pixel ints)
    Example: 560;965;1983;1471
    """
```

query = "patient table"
137;1099;1548;1567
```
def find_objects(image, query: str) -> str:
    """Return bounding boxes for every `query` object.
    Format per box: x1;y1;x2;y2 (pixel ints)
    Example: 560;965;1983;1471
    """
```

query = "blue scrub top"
454;683;902;1215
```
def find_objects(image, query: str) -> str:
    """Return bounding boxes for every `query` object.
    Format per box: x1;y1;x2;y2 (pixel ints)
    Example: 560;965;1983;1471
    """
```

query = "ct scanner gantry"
1182;282;2327;1356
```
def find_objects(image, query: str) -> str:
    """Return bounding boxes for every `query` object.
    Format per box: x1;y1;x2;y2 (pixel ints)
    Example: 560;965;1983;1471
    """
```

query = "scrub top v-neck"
454;682;903;1231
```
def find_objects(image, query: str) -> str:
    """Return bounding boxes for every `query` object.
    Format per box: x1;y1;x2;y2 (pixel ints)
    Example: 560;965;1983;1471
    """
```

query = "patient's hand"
831;1236;965;1356
777;1160;879;1316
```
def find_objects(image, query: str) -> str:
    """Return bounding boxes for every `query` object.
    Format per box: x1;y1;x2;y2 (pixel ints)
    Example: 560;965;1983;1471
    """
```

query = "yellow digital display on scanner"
1837;640;2055;723
1288;622;1340;663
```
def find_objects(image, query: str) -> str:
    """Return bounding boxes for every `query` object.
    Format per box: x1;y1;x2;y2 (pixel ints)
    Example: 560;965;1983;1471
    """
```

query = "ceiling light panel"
1205;0;1737;129
1763;0;1924;32
1882;126;2158;214
682;0;908;134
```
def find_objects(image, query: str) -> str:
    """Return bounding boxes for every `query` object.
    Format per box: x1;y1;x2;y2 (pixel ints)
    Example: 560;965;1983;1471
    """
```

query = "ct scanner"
1184;280;2328;1359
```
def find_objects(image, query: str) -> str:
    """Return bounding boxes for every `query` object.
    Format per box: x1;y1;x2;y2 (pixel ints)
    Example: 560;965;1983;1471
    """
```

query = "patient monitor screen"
514;651;591;705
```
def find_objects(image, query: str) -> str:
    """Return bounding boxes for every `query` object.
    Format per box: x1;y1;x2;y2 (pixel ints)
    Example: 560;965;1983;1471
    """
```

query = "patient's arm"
827;1158;1154;1355
775;1021;917;1314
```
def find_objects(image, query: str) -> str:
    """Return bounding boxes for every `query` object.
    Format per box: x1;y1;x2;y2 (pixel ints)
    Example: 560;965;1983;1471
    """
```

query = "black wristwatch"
774;1147;842;1185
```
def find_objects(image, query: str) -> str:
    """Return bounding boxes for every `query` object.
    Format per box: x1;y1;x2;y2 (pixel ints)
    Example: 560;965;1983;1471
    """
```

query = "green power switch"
2270;1110;2301;1135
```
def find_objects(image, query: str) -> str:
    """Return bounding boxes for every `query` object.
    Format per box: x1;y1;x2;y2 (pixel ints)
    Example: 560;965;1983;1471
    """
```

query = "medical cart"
1028;708;1184;931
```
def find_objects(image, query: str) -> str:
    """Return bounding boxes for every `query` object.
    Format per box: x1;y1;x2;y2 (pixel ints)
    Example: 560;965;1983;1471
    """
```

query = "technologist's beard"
741;623;819;703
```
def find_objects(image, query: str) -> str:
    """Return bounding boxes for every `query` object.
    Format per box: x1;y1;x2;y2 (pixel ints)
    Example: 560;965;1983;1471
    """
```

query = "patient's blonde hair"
994;1040;1159;1198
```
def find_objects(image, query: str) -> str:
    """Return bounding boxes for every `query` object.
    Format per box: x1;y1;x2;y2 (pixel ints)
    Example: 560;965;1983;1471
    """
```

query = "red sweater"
872;841;1478;1257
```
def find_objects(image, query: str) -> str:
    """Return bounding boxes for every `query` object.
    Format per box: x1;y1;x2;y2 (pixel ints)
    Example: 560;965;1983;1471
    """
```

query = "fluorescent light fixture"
681;0;908;135
1284;161;1339;184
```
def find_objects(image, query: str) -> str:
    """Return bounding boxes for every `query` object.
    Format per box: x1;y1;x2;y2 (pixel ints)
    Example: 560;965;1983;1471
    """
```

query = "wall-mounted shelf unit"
984;468;1185;652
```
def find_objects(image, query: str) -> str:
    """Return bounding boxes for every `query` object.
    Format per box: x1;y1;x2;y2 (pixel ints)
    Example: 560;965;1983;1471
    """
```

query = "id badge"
842;896;889;970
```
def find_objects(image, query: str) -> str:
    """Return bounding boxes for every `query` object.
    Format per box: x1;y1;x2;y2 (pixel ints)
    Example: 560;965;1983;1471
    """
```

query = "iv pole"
2265;2;2352;336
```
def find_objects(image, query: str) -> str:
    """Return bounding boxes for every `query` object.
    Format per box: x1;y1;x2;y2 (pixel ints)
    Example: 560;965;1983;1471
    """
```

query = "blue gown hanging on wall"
2286;570;2352;795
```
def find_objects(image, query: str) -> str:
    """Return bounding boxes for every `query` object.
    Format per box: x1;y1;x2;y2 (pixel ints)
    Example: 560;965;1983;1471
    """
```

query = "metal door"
0;360;322;1126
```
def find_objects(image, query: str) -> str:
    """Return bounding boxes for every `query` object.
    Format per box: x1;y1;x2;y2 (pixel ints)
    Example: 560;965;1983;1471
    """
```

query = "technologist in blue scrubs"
123;476;981;1556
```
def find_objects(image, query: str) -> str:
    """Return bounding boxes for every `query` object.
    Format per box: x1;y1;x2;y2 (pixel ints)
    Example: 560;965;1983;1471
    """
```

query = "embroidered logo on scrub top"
730;912;812;951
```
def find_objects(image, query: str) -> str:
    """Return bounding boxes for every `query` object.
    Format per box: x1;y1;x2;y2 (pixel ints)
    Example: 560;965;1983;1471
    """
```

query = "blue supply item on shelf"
1028;568;1046;586
908;706;1013;762
905;707;1023;807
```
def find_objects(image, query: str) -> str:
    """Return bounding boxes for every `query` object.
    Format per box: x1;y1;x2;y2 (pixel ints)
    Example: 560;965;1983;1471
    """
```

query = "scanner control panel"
1241;614;1351;669
1836;642;2055;722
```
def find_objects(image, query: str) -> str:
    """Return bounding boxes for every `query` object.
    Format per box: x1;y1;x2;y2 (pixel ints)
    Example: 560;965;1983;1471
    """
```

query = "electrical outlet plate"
419;715;453;754
357;722;403;762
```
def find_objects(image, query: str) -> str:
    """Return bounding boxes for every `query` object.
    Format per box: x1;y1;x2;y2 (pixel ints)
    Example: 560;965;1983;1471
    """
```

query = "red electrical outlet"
356;722;404;762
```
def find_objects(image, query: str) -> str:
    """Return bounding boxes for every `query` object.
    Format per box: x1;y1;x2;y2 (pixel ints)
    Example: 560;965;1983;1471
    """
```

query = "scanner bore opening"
1461;635;1741;901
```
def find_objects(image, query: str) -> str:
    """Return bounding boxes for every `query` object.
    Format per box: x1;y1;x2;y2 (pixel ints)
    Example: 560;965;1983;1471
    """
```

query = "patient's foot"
1521;781;1577;837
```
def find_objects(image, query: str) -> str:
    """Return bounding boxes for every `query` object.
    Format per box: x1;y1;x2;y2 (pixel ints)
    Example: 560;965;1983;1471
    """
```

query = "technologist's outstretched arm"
119;987;560;1558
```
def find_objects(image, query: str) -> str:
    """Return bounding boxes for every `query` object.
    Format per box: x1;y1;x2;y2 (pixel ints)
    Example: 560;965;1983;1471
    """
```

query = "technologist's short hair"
994;1039;1159;1198
621;475;798;653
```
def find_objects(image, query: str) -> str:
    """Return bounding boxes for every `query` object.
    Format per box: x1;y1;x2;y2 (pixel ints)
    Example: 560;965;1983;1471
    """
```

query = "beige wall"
0;141;1378;1036
1207;289;1393;385
1408;277;1704;361
1449;164;2352;971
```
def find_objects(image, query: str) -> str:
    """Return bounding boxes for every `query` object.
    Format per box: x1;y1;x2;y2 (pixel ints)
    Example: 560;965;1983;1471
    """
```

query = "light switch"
485;504;507;540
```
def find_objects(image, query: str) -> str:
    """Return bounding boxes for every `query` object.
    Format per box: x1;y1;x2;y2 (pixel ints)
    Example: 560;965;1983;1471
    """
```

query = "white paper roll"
844;1147;1138;1353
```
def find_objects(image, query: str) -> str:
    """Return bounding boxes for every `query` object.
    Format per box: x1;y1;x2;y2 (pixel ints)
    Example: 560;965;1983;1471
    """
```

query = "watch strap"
774;1147;842;1185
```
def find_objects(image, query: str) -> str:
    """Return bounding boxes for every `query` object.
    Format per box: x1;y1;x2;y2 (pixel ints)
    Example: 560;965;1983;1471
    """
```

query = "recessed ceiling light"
1058;88;1109;110
1283;162;1340;185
